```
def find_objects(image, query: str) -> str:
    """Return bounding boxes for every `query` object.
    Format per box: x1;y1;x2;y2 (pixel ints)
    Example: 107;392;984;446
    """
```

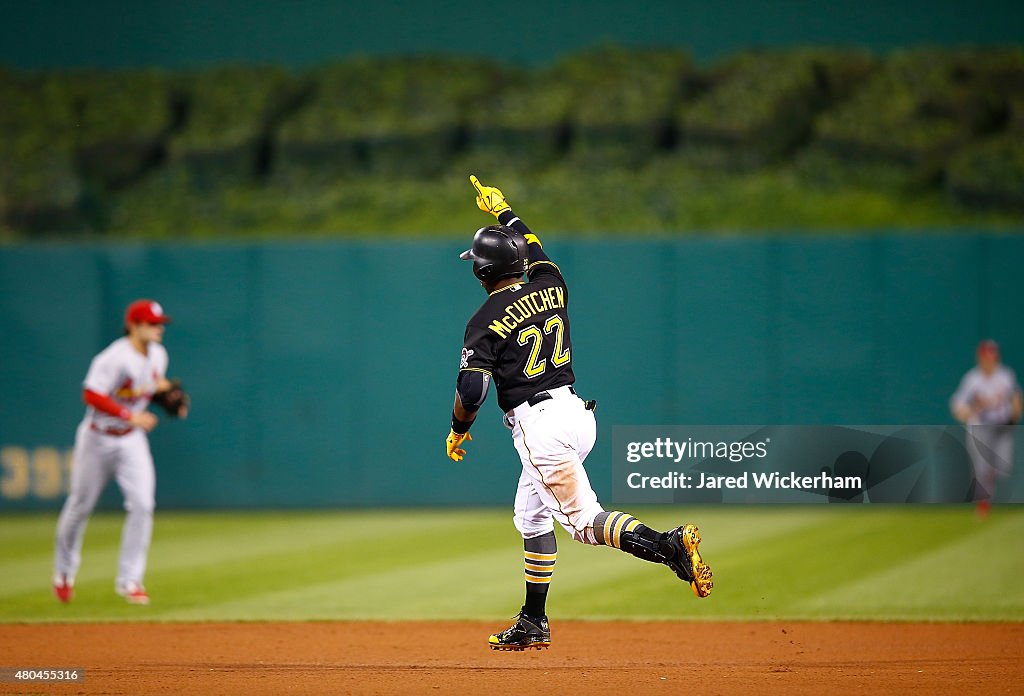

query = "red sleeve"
83;389;132;421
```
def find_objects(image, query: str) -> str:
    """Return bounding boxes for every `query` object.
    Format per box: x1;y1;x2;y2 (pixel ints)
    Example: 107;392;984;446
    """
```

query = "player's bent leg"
513;408;601;540
560;499;605;545
592;511;713;598
515;444;605;545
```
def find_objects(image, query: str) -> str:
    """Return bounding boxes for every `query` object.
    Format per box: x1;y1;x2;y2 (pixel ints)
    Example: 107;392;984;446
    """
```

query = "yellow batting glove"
446;429;472;462
469;174;511;217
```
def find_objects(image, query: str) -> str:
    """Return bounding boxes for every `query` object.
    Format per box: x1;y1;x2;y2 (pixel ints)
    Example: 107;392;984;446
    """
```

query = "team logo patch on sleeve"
460;348;474;369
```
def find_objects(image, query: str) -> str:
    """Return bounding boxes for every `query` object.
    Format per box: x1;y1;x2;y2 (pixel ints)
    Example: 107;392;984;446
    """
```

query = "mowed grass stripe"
708;507;935;617
1;515;126;598
1;507;1022;622
148;513;517;616
553;506;829;620
0;510;478;599
714;506;1023;620
0;513;64;556
0;509;515;621
147;510;476;574
553;506;1024;620
151;506;799;621
0;507;929;620
794;512;1024;620
166;547;522;621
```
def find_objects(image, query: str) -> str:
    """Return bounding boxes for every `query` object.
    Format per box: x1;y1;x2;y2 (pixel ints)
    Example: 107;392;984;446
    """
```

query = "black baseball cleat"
488;609;551;651
664;524;714;598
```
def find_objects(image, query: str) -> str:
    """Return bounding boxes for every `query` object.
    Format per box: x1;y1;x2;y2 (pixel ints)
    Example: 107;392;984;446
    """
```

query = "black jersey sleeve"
497;209;562;282
460;320;499;377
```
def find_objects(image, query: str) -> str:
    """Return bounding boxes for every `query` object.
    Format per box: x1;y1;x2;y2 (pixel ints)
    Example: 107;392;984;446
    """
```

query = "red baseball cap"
125;299;171;326
977;339;999;359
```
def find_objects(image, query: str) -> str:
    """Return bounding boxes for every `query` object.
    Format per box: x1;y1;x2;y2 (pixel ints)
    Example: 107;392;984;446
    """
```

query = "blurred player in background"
951;339;1022;517
53;299;188;605
445;176;712;651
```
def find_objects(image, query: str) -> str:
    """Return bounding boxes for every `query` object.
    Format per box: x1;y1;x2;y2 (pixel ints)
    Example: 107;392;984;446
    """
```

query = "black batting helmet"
459;225;529;282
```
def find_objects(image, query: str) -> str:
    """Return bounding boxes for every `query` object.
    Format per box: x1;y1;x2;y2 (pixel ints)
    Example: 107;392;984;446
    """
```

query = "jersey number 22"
517;315;571;378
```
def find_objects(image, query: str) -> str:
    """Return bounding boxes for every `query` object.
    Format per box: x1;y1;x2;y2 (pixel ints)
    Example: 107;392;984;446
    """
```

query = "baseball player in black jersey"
446;175;713;651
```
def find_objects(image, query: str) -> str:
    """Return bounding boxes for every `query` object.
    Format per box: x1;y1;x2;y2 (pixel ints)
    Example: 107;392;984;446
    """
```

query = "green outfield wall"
2;233;1023;509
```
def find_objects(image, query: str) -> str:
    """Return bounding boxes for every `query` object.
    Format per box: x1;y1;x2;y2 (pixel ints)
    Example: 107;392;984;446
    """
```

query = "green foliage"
100;158;1021;239
2;506;1023;622
45;68;180;193
563;45;691;126
947;133;1024;209
176;64;296;151
0;70;84;232
276;55;510;180
2;46;1024;239
810;47;1024;187
465;67;569;169
64;68;177;144
680;47;876;169
169;64;301;187
563;46;692;168
287;55;506;138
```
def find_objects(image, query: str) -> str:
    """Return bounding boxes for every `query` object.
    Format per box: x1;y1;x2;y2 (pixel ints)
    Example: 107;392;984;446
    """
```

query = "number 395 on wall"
0;446;74;501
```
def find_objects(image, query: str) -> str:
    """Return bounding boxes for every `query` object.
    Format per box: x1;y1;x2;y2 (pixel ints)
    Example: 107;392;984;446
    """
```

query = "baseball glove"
152;379;189;417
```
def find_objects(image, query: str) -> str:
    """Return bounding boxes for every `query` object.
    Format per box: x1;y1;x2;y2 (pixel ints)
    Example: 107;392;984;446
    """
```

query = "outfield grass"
1;506;1022;623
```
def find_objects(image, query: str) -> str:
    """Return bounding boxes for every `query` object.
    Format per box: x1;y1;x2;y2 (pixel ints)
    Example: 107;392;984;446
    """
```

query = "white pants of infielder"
507;385;604;544
965;424;1015;501
54;421;156;589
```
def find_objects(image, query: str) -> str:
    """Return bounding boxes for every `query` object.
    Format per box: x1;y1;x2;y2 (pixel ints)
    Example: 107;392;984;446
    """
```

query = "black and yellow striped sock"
592;511;666;564
594;510;643;549
523;531;556;617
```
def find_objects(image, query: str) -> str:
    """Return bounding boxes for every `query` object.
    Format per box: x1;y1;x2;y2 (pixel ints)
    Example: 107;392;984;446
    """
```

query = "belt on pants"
524;385;597;411
505;385;597;428
527;385;577;406
90;423;133;437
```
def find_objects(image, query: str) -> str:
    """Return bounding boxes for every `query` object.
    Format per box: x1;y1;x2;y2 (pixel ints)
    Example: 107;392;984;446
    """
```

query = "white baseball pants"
507;385;603;544
54;421;156;588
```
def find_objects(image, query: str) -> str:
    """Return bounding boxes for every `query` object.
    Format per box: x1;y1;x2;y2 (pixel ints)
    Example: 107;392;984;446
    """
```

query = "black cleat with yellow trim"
488;609;551;651
664;524;714;598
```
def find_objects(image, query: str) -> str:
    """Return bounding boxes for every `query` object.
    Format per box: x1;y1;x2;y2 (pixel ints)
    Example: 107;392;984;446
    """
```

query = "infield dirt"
1;621;1021;694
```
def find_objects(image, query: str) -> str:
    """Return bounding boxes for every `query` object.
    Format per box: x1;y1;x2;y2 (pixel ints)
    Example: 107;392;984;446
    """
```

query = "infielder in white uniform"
53;299;187;605
446;176;713;651
951;339;1022;517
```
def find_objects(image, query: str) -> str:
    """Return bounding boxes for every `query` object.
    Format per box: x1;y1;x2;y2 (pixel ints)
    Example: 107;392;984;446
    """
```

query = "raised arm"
470;174;559;278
